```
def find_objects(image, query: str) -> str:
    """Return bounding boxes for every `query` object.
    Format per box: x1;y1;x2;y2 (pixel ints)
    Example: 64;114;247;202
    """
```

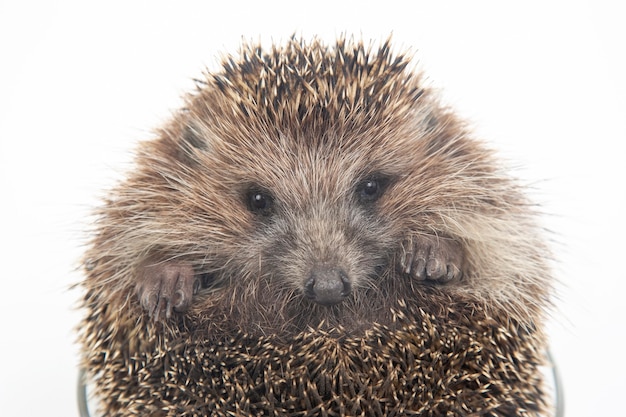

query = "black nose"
304;266;351;306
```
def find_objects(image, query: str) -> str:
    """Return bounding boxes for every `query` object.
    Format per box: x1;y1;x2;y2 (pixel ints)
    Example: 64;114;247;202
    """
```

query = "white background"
1;1;624;416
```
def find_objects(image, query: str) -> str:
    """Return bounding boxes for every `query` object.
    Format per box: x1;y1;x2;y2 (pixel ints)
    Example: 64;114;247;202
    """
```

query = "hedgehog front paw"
136;262;199;321
399;236;463;283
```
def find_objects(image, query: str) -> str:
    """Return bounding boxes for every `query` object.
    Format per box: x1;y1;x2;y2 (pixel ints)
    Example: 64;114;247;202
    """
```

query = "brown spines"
84;289;549;416
203;36;423;138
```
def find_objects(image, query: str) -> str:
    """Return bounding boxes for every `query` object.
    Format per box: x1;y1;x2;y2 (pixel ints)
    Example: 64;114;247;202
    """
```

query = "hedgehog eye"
247;190;274;215
356;176;389;203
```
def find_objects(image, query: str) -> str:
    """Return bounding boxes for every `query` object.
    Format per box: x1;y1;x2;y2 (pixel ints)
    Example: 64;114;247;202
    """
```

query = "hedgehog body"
80;37;553;416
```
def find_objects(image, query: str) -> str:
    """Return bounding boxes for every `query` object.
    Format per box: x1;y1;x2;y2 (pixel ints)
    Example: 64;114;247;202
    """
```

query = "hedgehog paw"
399;236;463;283
136;262;199;321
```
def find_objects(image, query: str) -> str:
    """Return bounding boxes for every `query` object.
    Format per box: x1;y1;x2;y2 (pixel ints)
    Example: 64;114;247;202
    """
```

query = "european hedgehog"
79;36;554;416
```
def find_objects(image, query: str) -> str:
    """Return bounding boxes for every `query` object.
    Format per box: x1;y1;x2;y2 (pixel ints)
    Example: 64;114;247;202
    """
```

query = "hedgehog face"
218;153;408;335
191;126;398;305
240;158;394;306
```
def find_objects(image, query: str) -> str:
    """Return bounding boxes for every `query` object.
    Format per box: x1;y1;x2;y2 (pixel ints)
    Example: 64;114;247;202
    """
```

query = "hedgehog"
78;36;554;416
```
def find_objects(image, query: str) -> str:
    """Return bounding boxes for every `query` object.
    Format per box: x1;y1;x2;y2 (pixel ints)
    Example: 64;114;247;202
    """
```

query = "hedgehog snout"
304;265;351;306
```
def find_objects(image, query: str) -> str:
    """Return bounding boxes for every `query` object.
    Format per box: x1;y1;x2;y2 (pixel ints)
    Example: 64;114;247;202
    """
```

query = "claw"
135;261;196;321
399;236;463;284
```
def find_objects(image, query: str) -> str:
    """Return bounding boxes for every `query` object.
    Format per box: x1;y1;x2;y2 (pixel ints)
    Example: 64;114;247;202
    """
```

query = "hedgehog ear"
175;122;209;165
182;122;208;151
422;112;469;160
